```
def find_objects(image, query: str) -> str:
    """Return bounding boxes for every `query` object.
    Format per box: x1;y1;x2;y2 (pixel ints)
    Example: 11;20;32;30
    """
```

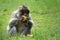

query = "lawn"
0;0;60;40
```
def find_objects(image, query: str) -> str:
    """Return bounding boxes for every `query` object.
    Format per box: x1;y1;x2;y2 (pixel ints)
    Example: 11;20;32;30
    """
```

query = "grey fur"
7;6;33;36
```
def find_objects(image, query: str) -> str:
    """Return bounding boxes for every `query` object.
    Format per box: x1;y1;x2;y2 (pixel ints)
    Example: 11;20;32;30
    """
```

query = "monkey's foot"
26;34;33;37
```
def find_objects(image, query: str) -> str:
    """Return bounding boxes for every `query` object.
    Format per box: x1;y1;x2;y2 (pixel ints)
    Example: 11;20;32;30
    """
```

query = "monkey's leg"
26;20;33;34
21;27;28;35
21;20;33;36
7;26;16;36
7;18;18;36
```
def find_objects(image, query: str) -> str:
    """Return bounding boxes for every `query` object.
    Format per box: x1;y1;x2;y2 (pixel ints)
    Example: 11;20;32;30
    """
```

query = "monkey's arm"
28;14;34;24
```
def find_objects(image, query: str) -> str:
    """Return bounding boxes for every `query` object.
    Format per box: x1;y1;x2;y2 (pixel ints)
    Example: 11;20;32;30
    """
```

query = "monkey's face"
20;6;29;22
20;9;29;16
20;9;29;22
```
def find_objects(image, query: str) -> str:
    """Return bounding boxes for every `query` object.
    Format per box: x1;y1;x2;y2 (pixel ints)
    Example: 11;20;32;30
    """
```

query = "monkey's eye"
25;10;29;14
20;10;29;14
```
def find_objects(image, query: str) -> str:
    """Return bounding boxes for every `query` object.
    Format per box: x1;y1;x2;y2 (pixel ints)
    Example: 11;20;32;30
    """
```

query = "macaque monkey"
7;5;33;36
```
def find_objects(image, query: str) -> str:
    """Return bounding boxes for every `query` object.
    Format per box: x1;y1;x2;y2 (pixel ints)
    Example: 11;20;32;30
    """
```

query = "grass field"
0;0;60;40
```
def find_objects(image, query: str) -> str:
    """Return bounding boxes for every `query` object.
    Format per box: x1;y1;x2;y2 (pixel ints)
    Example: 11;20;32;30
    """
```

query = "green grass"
0;0;60;40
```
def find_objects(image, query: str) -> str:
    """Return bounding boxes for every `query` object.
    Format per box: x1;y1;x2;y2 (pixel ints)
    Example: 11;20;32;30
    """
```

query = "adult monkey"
7;5;33;36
